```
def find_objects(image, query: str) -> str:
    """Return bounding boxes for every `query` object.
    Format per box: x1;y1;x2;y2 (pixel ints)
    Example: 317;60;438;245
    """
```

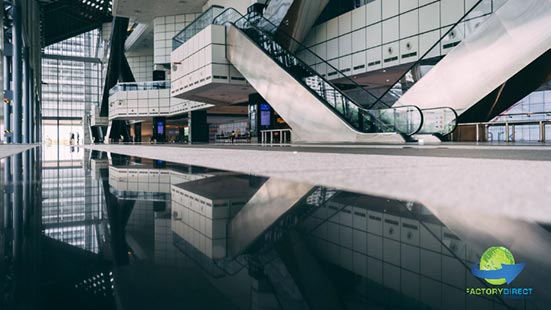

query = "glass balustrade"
109;80;171;96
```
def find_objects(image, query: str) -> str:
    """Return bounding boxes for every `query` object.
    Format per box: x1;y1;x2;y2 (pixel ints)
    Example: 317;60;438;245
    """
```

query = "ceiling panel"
113;0;207;23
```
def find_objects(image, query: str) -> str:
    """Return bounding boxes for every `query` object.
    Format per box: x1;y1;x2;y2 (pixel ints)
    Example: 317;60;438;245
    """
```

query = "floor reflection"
0;147;549;309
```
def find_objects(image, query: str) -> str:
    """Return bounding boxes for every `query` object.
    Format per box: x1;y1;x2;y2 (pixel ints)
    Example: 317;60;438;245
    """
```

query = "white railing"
260;129;292;144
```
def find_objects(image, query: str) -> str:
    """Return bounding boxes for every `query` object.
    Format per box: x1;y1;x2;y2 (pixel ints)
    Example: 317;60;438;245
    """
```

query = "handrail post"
539;121;545;142
505;122;509;142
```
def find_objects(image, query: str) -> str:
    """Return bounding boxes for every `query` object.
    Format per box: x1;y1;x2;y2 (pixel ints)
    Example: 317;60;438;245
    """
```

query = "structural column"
3;55;11;143
22;47;30;143
12;0;23;143
188;110;208;144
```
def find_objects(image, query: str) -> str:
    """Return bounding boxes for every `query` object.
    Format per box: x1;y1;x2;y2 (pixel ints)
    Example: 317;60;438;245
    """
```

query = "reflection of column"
12;153;23;258
100;166;134;266
26;148;41;308
22;47;30;143
3;155;12;225
2;156;12;262
12;152;23;306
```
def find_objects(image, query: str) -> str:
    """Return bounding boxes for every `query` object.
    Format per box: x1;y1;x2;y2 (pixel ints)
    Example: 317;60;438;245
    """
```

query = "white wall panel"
327;18;339;39
419;2;440;33
352;51;367;74
367;0;382;24
366;23;382;48
327;38;339;59
382;42;400;67
400;36;419;62
382;17;399;44
338;55;351;72
419;30;440;59
400;10;419;39
400;0;419;13
366;47;382;70
352;29;366;53
441;0;464;25
338;11;352;34
382;0;399;19
339;33;352;55
351;6;366;30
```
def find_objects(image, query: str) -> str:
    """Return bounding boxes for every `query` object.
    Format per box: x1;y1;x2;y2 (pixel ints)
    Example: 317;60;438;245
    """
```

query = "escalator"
213;10;457;143
389;0;551;123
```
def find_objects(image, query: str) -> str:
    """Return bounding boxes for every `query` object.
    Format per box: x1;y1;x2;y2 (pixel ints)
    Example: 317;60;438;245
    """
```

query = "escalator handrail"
213;8;424;136
373;0;487;107
418;106;459;136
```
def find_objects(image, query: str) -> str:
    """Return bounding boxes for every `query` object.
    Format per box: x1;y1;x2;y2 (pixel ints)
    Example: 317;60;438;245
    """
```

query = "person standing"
230;131;236;144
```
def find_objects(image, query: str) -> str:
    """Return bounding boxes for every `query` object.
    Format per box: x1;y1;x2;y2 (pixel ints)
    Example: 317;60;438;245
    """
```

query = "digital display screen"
260;111;271;126
260;103;270;111
157;121;165;135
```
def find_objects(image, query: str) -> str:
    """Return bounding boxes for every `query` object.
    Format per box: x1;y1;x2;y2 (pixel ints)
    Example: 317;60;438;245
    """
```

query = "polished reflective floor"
0;146;549;309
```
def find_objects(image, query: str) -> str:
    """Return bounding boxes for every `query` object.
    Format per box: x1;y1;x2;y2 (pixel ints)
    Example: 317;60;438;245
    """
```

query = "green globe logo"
479;246;515;285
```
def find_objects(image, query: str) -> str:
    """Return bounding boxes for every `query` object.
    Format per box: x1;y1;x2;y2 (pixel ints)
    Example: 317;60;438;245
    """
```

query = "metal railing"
109;80;171;96
260;129;292;144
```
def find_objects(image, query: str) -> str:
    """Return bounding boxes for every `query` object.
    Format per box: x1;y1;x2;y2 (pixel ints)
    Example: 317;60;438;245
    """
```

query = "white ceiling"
113;0;208;22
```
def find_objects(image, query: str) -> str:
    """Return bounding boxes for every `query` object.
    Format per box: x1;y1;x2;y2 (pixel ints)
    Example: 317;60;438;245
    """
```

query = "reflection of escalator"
214;10;432;143
395;0;551;123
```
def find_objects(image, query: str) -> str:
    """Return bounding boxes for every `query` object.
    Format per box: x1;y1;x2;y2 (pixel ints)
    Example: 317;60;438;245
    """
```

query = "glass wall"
488;90;551;142
41;29;103;144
